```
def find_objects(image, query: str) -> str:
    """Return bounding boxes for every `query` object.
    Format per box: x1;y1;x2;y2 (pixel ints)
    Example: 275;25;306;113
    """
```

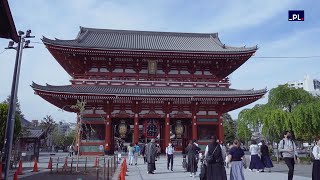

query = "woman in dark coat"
205;136;227;180
185;140;201;177
260;140;273;172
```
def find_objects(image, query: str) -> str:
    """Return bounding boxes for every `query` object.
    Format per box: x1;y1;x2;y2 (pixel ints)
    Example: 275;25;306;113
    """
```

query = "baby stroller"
182;154;187;172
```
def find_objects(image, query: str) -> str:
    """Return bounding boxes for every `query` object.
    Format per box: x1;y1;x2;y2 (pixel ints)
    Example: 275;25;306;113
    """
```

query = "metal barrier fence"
48;155;118;180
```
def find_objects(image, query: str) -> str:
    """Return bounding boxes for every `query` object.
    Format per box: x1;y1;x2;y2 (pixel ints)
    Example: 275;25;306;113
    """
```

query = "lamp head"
24;40;34;48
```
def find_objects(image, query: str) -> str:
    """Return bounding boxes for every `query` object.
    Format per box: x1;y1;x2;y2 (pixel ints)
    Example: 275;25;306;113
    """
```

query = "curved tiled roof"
31;82;267;98
42;27;257;53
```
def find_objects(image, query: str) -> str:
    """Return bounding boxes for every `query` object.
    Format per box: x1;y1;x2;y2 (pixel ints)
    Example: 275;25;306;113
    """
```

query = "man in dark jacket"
145;139;157;174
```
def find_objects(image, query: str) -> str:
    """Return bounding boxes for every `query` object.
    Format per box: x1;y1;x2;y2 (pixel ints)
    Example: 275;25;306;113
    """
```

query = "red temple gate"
32;27;266;155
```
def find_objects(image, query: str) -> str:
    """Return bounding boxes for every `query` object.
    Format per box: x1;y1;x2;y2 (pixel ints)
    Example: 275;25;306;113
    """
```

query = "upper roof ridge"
79;26;218;38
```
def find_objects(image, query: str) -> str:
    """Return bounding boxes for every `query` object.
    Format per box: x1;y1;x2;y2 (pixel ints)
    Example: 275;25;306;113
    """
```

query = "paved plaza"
116;155;313;180
2;152;314;180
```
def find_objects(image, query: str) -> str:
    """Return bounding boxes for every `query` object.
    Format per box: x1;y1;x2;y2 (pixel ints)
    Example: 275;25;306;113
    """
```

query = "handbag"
242;157;247;169
206;145;219;164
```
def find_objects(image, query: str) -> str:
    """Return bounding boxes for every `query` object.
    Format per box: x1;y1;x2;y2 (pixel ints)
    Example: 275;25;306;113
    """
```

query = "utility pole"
3;30;34;180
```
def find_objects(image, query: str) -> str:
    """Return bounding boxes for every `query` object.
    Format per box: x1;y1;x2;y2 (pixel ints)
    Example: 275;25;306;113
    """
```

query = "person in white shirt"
220;142;227;167
249;140;264;172
312;137;320;179
166;142;175;171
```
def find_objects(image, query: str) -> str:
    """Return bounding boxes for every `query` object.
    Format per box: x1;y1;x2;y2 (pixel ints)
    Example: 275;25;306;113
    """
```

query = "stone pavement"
121;155;312;180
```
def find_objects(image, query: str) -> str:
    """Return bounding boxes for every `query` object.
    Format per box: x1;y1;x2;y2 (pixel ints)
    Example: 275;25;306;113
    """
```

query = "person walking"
166;142;175;171
141;143;147;164
128;143;135;165
312;137;320;180
260;140;273;172
186;140;201;178
220;142;228;167
227;139;246;180
156;143;161;160
278;131;300;180
205;135;227;180
134;142;141;165
145;139;157;174
249;140;264;172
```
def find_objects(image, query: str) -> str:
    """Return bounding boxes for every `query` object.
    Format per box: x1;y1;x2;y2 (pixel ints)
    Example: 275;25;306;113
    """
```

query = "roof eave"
0;0;18;42
42;40;258;55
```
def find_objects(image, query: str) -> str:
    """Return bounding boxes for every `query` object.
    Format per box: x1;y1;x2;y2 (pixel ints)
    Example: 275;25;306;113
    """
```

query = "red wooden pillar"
134;113;139;144
218;113;224;142
192;115;197;140
164;114;170;147
105;115;112;154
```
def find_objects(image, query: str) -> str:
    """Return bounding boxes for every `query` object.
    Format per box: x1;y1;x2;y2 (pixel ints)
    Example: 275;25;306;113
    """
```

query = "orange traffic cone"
47;157;53;169
13;171;18;180
32;159;39;172
121;165;126;180
17;160;23;175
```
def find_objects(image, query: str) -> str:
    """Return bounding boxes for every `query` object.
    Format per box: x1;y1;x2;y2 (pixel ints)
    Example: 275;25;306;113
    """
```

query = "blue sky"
0;0;320;123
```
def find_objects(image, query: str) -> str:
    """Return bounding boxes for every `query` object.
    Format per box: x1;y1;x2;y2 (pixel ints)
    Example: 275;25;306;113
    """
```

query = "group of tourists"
127;143;141;165
248;139;273;172
125;131;320;180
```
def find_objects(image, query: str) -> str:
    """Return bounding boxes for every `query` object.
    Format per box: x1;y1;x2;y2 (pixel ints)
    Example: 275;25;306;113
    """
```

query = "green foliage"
0;102;22;150
223;113;236;144
39;115;56;138
237;84;320;142
236;110;252;142
53;129;75;147
268;84;314;112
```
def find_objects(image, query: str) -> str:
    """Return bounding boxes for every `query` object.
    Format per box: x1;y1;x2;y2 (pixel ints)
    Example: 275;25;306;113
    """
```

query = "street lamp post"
2;30;34;180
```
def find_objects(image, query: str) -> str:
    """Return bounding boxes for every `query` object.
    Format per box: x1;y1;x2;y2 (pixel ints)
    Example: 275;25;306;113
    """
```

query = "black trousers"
312;160;320;180
167;154;173;170
284;157;295;180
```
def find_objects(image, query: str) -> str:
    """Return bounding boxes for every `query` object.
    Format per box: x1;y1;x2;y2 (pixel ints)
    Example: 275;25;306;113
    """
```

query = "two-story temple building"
32;27;266;155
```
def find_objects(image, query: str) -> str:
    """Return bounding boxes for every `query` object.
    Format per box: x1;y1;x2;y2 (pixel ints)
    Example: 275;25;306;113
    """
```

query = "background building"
288;75;320;96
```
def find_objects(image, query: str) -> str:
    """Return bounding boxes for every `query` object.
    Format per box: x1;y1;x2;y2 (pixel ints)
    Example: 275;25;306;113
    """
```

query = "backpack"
134;145;140;153
199;163;207;180
279;139;294;158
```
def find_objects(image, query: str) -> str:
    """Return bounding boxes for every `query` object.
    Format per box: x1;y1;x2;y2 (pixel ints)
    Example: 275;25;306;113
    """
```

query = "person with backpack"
312;137;320;180
204;135;227;180
278;131;300;180
133;142;141;165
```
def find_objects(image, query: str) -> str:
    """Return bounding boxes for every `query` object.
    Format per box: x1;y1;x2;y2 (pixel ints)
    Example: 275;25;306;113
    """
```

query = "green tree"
237;84;320;142
291;101;320;141
236;109;252;143
39;115;56;140
0;103;22;150
223;113;236;144
3;96;24;118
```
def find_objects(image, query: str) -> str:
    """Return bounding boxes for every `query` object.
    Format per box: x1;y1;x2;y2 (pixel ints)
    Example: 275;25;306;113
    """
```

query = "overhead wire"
0;49;7;55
